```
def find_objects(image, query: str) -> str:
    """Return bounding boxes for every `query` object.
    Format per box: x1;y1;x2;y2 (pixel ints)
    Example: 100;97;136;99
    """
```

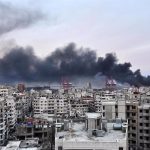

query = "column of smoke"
0;43;150;87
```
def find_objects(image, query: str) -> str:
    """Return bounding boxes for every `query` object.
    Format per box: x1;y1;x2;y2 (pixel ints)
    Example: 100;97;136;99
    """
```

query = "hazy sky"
0;0;150;75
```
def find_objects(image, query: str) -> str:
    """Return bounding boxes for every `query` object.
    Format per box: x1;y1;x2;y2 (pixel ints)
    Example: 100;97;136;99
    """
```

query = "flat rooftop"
34;113;54;122
56;122;126;142
1;141;20;150
1;139;40;150
19;139;39;149
85;113;101;119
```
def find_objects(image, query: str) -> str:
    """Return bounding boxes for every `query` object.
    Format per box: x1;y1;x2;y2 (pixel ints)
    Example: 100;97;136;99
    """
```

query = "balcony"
139;126;150;130
141;113;150;116
128;130;137;134
139;119;150;123
139;133;149;137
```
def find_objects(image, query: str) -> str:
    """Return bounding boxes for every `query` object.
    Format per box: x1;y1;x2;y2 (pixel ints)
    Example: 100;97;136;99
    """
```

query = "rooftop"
1;139;40;150
34;113;54;122
85;113;101;119
19;138;40;149
56;122;126;142
1;141;20;150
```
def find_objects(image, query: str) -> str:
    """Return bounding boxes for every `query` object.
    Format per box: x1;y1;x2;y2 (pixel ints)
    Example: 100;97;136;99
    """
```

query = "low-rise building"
55;113;127;150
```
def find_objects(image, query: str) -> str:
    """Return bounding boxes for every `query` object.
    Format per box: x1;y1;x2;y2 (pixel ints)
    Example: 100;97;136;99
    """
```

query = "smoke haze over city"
0;43;149;87
0;0;150;86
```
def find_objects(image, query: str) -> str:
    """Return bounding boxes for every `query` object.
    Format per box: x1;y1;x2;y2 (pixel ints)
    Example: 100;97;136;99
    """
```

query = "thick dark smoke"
0;43;150;86
0;1;44;35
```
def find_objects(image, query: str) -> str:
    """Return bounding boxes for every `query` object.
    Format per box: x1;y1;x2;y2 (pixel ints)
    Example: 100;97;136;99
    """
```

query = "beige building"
126;100;150;150
137;104;150;150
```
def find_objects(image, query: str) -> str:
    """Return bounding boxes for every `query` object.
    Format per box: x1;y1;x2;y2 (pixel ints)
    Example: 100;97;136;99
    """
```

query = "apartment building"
15;94;32;121
126;100;150;150
16;117;53;145
33;96;49;115
0;98;7;145
55;95;68;117
137;104;150;150
6;96;17;129
101;101;117;119
33;94;69;118
70;100;89;117
94;90;116;115
126;100;139;150
94;90;126;120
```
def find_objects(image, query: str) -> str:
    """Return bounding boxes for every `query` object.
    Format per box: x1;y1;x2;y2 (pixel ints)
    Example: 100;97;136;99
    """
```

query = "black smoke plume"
0;1;45;35
0;43;150;86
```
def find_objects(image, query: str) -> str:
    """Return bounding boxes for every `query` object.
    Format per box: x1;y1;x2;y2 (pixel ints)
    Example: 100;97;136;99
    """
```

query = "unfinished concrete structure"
16;117;55;149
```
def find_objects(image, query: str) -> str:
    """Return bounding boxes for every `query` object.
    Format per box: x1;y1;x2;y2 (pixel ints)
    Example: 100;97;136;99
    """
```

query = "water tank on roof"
113;118;122;130
122;122;128;132
92;129;105;137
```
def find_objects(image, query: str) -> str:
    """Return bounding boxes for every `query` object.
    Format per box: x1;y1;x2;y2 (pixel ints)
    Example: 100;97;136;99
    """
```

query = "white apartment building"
0;98;7;145
94;90;126;120
55;95;68;117
33;94;69;117
15;94;31;120
0;88;8;97
117;94;126;120
101;101;116;119
6;96;17;129
33;96;48;114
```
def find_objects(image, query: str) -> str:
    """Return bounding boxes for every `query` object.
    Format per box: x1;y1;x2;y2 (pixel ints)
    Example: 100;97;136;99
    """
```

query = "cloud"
0;1;45;36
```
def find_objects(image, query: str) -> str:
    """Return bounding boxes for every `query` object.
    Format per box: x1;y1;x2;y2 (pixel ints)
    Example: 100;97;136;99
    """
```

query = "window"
58;146;62;150
140;129;143;133
103;112;105;117
140;136;143;139
97;119;100;126
132;120;136;123
145;110;149;113
146;137;149;141
139;123;142;126
145;130;149;134
116;112;118;117
145;116;149;120
132;127;136;130
132;133;136;137
132;113;136;116
127;106;130;110
119;147;123;150
140;143;143;147
126;112;130;117
145;123;149;127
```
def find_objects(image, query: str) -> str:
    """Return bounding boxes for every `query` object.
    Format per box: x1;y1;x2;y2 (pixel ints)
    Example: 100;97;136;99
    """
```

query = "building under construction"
16;117;55;149
105;78;117;91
